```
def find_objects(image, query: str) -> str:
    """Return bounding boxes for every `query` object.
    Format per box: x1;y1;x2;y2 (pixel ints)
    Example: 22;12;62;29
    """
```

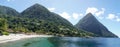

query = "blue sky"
0;0;120;37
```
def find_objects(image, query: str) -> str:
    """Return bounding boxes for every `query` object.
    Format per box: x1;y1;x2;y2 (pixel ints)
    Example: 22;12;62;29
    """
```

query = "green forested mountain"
0;4;95;37
0;18;8;35
75;13;118;37
0;5;19;16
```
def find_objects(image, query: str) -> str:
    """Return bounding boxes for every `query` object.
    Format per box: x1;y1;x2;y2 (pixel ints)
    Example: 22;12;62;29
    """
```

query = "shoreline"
0;34;53;44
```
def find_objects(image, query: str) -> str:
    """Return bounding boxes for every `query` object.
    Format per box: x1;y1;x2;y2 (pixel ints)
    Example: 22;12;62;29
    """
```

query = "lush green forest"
0;4;95;37
0;18;8;35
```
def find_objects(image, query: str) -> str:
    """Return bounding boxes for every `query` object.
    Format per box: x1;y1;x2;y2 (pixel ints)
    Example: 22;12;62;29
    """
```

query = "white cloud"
107;14;120;22
48;8;55;12
59;12;84;20
107;14;116;20
117;18;120;22
95;8;105;17
59;12;71;19
72;13;84;20
86;7;105;19
116;16;120;22
80;13;83;17
72;13;79;19
86;7;98;14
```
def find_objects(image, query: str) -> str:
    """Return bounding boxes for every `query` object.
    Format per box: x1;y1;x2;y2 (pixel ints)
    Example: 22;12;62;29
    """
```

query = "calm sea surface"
0;37;120;47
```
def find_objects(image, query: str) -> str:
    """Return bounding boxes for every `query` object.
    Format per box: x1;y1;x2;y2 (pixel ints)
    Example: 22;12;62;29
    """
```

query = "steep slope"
19;3;94;37
0;5;20;35
21;3;73;27
0;4;95;37
75;13;118;37
21;3;73;30
21;3;49;18
0;5;19;16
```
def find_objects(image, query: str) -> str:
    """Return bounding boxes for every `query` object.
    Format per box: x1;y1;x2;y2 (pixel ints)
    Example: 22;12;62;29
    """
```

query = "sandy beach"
0;34;53;44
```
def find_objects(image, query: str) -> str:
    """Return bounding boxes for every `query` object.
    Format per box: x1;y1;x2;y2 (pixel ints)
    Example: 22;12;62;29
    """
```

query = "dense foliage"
0;18;9;35
0;4;95;37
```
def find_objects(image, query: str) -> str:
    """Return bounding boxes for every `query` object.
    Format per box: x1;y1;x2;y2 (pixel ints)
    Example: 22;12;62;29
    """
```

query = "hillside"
0;4;94;37
75;13;118;37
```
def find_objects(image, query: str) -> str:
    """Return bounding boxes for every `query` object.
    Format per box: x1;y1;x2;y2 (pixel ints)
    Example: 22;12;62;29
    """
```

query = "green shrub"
2;32;9;35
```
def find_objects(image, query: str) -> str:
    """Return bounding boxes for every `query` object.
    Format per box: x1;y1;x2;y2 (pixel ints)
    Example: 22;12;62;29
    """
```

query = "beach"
0;34;53;44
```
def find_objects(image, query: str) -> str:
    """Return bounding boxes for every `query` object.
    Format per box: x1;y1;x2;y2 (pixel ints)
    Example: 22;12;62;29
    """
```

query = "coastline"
0;34;53;44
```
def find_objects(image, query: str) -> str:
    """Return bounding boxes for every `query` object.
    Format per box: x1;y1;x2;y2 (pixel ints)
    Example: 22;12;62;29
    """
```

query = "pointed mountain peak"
34;3;40;5
22;3;49;13
0;5;19;16
30;3;48;10
85;13;96;19
32;3;43;7
75;13;118;38
86;13;93;15
80;13;98;23
21;3;49;16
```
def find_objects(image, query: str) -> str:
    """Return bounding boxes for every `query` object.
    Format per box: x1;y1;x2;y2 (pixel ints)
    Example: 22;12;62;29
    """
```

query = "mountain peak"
75;13;118;37
23;3;49;12
85;13;96;19
0;5;19;16
31;3;48;10
87;13;93;15
32;3;43;7
79;13;98;24
21;3;49;18
34;3;40;5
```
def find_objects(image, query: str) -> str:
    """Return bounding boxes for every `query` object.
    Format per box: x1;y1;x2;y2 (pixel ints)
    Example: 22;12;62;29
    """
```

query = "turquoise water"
0;37;120;47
